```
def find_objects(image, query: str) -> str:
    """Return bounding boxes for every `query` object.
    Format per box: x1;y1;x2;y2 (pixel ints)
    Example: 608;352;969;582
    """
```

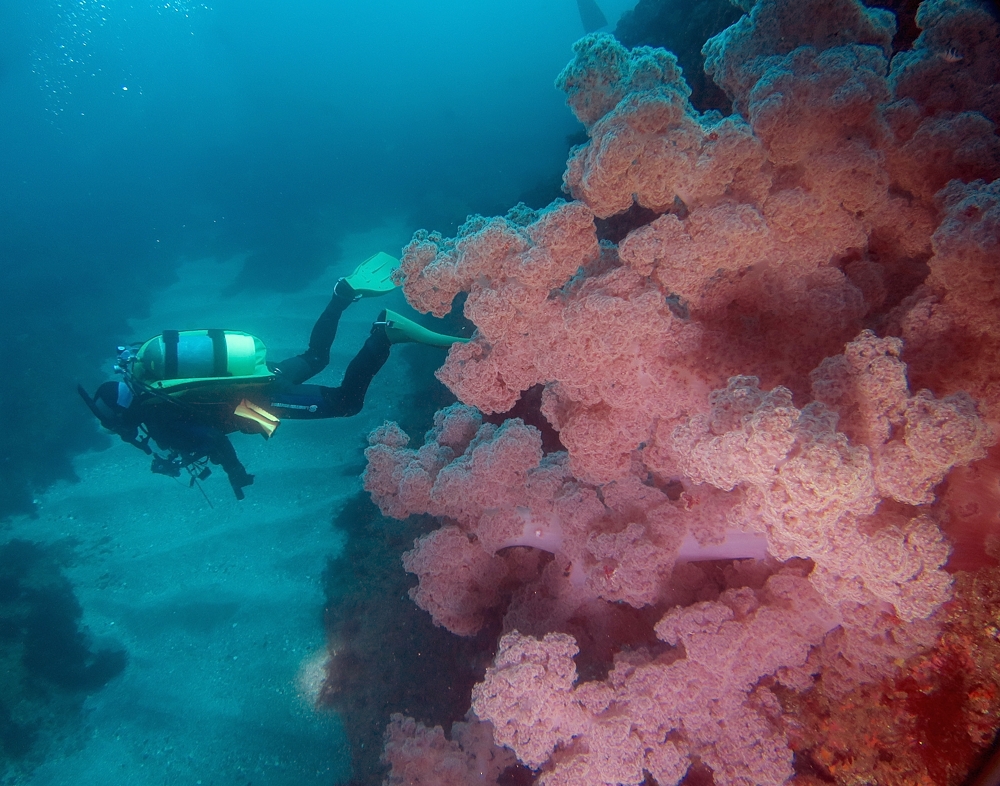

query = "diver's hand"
228;469;254;500
151;454;182;478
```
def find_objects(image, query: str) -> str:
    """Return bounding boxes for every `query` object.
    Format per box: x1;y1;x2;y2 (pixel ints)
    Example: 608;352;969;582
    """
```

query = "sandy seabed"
4;223;418;786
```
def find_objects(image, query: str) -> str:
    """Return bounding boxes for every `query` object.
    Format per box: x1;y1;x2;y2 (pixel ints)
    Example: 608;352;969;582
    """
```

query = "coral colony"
360;0;1000;783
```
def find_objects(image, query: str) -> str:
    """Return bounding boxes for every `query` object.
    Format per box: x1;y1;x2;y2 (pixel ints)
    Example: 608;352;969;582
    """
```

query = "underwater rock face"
358;0;1000;783
614;0;743;113
318;493;496;783
0;539;126;769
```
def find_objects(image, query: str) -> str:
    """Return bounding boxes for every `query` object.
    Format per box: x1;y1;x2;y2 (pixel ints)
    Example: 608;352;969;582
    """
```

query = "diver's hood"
79;381;133;428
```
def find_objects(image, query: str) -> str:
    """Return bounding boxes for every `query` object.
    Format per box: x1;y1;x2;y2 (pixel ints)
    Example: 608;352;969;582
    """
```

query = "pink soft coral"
365;0;1000;781
669;334;988;620
472;572;839;786
810;329;993;505
702;0;895;116
366;405;767;635
382;712;515;785
399;202;716;484
401;526;510;638
889;0;1000;124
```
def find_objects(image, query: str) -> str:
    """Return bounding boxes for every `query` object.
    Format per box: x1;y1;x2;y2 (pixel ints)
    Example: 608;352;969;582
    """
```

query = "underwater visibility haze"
1;0;625;781
3;0;1000;784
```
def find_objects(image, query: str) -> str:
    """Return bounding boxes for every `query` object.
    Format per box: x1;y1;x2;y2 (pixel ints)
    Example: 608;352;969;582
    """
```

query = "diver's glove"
227;467;255;501
151;454;183;478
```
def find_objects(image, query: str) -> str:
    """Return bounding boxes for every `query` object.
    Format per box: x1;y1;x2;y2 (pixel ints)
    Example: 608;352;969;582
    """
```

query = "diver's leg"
272;279;359;385
269;323;391;418
325;324;392;416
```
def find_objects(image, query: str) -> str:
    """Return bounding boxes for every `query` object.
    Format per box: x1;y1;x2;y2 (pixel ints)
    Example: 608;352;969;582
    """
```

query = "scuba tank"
129;329;274;390
115;329;280;438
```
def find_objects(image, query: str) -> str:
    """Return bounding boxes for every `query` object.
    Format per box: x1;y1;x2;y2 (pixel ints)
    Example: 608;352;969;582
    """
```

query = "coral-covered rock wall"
356;0;1000;783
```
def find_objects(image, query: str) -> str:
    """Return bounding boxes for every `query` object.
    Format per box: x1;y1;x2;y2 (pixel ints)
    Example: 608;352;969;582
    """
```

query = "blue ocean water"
0;1;634;783
0;0;636;513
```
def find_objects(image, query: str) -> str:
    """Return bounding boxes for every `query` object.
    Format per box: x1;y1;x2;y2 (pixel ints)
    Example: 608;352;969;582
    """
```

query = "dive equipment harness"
80;329;280;486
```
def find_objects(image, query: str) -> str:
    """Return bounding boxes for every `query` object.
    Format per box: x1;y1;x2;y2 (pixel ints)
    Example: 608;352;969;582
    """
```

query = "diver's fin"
343;252;400;297
378;309;470;348
577;0;608;32
234;399;280;438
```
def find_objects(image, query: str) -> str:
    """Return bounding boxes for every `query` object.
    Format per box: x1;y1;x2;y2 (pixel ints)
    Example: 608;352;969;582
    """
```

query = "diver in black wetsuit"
81;262;466;500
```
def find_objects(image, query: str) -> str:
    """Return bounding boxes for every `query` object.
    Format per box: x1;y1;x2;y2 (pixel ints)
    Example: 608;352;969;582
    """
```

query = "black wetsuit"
128;286;390;498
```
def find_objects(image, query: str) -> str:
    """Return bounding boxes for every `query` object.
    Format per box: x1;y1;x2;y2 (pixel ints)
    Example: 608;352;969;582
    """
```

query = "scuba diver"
79;253;467;500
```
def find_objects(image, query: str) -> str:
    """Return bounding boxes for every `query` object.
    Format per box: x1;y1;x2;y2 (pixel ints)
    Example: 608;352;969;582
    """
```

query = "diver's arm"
145;416;254;499
204;431;254;500
118;425;152;454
